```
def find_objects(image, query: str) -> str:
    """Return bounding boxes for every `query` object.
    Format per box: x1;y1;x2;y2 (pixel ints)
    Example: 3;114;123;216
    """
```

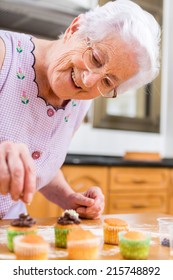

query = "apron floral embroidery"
16;40;23;53
17;67;25;80
21;91;29;104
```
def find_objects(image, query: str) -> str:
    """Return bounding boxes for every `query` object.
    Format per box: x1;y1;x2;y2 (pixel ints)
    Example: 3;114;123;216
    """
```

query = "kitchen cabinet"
27;191;61;218
108;167;170;214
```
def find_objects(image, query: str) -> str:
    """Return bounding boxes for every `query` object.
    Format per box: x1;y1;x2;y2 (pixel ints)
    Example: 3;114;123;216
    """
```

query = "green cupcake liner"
7;229;37;252
54;228;72;248
118;231;150;260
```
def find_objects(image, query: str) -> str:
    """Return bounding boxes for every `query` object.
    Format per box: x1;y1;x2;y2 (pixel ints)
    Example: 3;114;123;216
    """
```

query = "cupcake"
7;213;37;252
67;229;100;260
118;231;150;260
13;234;49;260
103;218;128;245
54;209;81;248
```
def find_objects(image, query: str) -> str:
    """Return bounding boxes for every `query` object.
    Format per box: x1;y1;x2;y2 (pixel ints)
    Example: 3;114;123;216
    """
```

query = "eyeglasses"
82;38;117;98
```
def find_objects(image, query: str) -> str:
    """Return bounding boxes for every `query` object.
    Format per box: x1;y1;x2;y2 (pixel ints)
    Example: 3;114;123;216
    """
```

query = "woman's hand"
40;170;104;220
68;186;105;219
0;141;36;203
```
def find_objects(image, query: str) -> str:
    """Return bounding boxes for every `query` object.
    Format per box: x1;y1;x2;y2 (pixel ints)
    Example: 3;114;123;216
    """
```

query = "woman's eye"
91;52;102;68
103;77;112;88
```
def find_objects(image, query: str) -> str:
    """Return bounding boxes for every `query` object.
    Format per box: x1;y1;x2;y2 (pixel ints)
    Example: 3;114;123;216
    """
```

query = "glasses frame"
82;38;117;99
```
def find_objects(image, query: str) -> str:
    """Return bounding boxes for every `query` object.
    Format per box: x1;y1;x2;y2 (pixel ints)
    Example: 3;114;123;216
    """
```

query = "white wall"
161;0;173;157
68;0;173;158
68;123;164;156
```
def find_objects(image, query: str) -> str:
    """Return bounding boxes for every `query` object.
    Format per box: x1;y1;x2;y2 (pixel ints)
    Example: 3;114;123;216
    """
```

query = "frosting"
57;209;81;225
11;213;36;227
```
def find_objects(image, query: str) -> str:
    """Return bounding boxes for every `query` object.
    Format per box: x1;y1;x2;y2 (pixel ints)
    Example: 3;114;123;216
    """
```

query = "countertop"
64;153;173;167
0;213;172;260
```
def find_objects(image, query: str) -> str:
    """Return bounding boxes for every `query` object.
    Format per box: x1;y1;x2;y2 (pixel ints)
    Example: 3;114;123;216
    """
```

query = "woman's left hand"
68;186;105;219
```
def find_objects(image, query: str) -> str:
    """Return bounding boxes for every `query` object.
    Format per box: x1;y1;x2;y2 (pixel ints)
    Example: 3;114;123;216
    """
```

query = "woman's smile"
71;69;82;89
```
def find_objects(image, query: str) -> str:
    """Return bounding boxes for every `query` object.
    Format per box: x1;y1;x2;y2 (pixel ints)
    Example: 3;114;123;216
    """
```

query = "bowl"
157;217;173;247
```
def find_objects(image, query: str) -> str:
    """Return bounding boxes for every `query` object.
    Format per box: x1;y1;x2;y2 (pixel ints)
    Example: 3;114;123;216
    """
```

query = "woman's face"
47;33;139;101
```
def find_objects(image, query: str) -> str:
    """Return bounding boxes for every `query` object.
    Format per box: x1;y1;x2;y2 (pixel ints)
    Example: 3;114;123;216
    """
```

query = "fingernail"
26;193;33;204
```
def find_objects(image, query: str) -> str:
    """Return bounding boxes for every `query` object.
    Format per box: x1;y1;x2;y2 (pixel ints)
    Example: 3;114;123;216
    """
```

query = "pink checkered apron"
0;194;15;219
0;30;92;218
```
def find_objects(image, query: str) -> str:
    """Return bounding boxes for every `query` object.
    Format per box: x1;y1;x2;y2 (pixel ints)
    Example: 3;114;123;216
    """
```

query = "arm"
39;169;77;209
39;169;105;219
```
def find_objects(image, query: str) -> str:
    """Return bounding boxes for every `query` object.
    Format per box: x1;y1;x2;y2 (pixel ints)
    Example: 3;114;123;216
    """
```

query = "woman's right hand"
0;141;36;203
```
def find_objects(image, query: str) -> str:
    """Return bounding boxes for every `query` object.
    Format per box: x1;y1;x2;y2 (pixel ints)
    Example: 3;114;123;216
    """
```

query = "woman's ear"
64;14;84;41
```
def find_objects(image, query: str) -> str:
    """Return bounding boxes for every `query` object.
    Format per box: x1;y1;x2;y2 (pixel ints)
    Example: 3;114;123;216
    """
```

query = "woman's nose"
82;70;101;88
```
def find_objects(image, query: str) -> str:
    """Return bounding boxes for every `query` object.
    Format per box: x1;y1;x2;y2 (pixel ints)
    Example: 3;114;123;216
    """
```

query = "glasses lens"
83;43;117;98
83;49;102;71
97;77;116;98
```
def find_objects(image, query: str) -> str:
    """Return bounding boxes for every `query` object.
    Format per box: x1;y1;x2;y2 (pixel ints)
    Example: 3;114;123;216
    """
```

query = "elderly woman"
0;0;160;219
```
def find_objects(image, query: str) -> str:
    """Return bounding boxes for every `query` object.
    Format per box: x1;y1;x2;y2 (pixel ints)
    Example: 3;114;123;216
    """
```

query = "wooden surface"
123;151;161;161
0;213;172;260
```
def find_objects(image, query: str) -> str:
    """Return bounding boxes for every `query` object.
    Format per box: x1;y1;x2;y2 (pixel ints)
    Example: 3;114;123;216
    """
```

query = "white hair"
77;0;161;95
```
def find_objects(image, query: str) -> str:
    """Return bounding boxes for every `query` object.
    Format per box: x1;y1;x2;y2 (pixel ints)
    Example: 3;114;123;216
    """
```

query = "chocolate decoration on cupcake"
57;210;81;225
7;213;37;252
11;213;36;227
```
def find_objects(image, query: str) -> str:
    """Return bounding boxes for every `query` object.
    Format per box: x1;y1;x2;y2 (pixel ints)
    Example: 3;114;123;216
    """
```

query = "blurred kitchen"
1;0;173;217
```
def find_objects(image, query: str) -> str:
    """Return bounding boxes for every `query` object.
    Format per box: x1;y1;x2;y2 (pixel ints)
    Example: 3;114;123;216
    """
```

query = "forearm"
39;169;75;209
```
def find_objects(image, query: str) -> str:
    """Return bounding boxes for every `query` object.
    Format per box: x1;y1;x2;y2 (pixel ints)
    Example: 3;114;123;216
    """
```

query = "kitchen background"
1;0;173;217
1;0;173;158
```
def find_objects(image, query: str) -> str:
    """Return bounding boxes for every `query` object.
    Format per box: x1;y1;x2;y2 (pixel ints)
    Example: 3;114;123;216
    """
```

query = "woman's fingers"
0;142;36;203
76;202;103;219
19;144;36;203
69;186;105;219
0;148;10;195
7;147;24;201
